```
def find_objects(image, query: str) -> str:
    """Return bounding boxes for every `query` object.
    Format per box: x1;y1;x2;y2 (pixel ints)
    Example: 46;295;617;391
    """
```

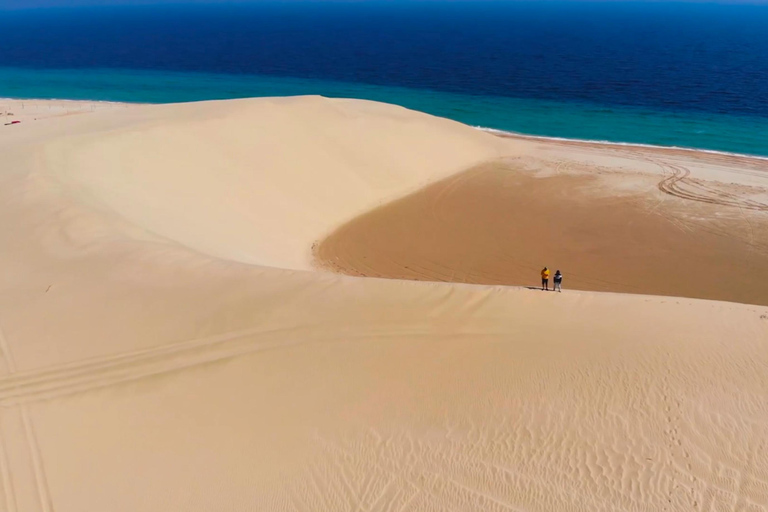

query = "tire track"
609;146;768;211
0;319;52;512
0;321;17;512
655;160;768;212
0;324;17;375
0;325;318;407
0;325;474;407
0;433;17;512
20;407;52;512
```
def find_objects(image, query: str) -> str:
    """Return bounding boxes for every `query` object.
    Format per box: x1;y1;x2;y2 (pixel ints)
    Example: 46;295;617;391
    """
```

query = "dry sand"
0;97;767;512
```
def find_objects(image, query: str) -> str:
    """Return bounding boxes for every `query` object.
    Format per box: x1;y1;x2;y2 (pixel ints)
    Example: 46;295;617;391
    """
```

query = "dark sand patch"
316;161;768;306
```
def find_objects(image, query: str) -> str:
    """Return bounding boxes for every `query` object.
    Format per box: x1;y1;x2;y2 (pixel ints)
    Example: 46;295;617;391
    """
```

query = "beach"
0;97;767;512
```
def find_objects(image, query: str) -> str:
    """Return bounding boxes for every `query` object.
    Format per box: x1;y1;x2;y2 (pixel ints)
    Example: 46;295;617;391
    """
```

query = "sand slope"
41;96;510;269
0;97;766;512
317;154;768;305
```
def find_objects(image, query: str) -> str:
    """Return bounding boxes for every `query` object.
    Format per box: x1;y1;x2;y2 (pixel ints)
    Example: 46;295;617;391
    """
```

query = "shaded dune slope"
317;159;768;306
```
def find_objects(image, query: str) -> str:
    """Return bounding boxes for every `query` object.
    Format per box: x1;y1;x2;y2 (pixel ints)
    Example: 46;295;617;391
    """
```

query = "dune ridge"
40;96;511;269
0;97;766;512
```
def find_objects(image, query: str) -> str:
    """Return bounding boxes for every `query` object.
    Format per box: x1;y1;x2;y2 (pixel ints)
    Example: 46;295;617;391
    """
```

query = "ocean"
1;2;767;156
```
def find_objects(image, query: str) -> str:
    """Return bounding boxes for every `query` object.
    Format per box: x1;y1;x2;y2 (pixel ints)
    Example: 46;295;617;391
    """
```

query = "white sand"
0;97;766;512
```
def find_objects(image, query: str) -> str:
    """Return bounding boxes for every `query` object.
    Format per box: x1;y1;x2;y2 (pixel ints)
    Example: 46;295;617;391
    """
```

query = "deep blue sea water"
1;2;767;156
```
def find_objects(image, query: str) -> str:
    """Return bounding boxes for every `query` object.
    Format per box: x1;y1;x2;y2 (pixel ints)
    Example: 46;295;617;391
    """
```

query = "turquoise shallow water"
2;67;768;158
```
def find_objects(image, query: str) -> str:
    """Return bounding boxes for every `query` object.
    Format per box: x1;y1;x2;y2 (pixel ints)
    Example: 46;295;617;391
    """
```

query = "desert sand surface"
0;97;767;512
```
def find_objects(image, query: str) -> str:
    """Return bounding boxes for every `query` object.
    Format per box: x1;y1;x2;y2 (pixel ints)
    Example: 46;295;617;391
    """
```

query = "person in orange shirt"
541;267;550;291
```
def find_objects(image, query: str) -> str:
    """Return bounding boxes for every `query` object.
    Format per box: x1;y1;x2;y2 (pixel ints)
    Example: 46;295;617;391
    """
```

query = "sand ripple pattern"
289;383;768;511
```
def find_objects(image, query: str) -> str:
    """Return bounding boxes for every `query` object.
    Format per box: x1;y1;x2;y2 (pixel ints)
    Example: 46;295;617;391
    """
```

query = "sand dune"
0;97;766;512
41;96;510;269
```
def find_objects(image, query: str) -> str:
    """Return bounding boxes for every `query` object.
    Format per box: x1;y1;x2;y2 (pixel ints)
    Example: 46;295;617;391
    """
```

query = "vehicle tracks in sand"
0;324;485;407
0;320;52;512
0;324;324;408
0;324;349;511
618;150;768;212
0;320;326;511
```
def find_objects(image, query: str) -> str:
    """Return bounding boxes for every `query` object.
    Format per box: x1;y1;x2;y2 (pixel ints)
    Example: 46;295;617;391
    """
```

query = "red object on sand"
11;120;20;124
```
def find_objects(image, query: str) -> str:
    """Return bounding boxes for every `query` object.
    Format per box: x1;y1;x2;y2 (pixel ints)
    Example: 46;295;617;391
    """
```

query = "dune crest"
42;96;511;269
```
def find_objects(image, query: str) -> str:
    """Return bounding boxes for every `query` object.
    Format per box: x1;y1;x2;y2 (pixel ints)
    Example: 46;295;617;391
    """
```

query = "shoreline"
477;126;768;163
